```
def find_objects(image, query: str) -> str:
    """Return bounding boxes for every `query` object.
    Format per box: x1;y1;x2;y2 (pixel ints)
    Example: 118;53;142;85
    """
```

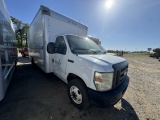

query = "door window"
55;36;67;55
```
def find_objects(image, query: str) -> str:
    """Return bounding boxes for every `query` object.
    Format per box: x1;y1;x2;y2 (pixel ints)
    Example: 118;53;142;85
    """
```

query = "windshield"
67;35;103;54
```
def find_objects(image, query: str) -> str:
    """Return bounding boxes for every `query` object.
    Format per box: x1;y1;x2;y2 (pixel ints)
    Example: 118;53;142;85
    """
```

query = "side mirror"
47;42;55;54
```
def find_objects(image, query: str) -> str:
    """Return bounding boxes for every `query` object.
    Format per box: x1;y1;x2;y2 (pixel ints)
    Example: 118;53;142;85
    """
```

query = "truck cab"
47;35;129;109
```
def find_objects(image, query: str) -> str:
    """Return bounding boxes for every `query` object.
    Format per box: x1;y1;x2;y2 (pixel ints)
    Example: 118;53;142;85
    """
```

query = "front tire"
68;79;90;109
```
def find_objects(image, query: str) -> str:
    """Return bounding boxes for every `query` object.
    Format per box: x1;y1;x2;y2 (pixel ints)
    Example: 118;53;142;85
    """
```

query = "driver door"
52;36;68;81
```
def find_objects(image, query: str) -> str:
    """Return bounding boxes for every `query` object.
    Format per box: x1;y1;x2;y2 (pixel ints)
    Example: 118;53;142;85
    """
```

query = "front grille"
112;61;128;88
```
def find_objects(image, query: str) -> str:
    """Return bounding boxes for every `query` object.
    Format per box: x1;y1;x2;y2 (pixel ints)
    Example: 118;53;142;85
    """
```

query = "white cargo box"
28;5;88;72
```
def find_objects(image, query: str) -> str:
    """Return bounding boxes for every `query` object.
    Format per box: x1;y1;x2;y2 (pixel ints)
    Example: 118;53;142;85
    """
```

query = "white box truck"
28;5;129;109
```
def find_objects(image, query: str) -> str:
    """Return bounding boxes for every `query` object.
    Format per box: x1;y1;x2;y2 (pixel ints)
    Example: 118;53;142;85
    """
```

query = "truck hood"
78;54;126;72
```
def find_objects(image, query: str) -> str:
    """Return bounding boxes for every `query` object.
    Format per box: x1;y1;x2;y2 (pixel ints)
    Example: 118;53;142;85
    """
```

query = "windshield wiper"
71;48;88;55
89;49;102;54
74;48;88;50
72;48;102;55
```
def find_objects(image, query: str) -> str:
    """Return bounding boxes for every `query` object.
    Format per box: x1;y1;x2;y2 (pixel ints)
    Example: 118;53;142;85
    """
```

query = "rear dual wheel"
31;57;36;68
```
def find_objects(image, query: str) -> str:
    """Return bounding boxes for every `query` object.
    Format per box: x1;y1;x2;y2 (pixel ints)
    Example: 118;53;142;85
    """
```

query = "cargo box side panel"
48;10;88;40
43;15;52;73
28;11;45;71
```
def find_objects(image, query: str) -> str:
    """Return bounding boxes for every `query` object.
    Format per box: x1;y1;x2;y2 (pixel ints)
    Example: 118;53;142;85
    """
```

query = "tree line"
11;16;29;47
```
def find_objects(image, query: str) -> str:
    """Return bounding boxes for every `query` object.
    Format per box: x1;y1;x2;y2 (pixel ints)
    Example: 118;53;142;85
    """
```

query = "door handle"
68;59;74;63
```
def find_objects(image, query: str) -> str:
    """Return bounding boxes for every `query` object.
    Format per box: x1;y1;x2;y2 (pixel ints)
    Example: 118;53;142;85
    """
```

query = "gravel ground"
123;55;160;120
0;55;159;120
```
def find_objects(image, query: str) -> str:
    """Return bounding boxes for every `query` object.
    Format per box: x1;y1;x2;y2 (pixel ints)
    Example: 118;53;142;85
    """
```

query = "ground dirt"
0;54;159;120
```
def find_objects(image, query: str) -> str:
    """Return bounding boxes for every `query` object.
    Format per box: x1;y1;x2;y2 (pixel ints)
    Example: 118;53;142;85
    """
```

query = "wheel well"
67;73;87;87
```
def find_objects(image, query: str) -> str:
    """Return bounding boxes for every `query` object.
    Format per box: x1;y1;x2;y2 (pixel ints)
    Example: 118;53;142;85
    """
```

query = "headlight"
94;72;113;91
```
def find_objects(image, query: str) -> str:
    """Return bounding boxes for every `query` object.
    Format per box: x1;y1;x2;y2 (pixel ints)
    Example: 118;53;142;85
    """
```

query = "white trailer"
0;0;17;101
28;5;129;109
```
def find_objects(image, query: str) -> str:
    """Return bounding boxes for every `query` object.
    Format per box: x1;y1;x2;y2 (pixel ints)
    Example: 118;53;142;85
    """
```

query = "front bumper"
88;76;129;107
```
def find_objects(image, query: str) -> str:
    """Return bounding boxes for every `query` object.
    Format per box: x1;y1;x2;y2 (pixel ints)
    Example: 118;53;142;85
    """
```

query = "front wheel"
68;79;90;109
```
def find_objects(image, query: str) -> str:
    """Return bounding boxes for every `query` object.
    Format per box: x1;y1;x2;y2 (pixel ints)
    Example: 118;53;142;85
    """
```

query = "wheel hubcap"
70;86;82;104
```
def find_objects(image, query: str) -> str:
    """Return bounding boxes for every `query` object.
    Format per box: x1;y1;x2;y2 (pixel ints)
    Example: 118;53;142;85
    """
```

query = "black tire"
68;79;90;109
31;57;36;67
21;53;25;57
14;59;17;71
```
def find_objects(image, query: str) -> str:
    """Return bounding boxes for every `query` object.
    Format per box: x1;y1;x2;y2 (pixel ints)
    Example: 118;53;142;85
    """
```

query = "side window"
55;36;67;55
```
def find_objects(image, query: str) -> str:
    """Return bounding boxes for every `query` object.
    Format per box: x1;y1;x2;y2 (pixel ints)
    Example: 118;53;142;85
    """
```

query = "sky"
4;0;160;51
